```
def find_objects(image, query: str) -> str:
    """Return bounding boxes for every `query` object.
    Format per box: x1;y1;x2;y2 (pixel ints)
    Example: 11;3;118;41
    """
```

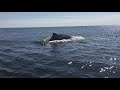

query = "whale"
42;33;72;45
49;33;72;41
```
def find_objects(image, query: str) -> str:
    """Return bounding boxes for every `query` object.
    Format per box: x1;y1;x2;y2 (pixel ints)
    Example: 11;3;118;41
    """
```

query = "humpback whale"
42;33;72;45
49;33;72;41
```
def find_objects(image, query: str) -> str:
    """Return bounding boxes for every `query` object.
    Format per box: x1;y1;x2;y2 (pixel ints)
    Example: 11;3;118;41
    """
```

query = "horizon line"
0;25;120;29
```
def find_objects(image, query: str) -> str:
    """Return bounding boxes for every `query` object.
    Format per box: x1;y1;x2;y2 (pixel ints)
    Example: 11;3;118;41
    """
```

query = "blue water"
0;25;120;78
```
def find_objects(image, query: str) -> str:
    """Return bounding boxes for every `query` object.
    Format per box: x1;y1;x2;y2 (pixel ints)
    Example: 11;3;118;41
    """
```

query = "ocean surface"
0;25;120;78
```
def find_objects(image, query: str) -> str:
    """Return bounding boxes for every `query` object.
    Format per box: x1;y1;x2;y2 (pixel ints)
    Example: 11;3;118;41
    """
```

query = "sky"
0;12;120;28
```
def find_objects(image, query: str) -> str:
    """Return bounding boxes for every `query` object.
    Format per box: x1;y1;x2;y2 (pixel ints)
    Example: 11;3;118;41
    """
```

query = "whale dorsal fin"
49;33;71;41
53;33;57;36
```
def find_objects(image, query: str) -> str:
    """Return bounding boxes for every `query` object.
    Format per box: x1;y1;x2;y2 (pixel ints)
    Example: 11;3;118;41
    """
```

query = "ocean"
0;25;120;78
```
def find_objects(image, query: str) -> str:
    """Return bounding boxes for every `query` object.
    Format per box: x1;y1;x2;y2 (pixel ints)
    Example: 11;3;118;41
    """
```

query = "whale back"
49;33;71;41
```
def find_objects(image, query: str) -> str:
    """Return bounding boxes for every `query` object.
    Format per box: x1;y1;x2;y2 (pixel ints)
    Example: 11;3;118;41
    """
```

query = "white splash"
109;57;117;61
89;62;93;64
105;77;108;78
110;57;113;61
71;36;85;41
100;66;114;73
109;66;114;69
68;62;72;65
89;65;92;67
100;68;106;72
113;71;116;73
114;58;117;61
81;65;85;69
48;36;85;43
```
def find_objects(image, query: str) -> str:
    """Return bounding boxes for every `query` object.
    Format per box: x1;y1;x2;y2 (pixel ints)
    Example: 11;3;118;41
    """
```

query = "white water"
48;36;85;43
42;36;85;48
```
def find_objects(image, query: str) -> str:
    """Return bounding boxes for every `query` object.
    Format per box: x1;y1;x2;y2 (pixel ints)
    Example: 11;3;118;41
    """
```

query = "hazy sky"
0;12;120;28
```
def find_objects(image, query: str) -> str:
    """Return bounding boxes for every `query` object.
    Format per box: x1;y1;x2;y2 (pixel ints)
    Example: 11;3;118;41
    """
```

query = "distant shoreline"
0;25;120;29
